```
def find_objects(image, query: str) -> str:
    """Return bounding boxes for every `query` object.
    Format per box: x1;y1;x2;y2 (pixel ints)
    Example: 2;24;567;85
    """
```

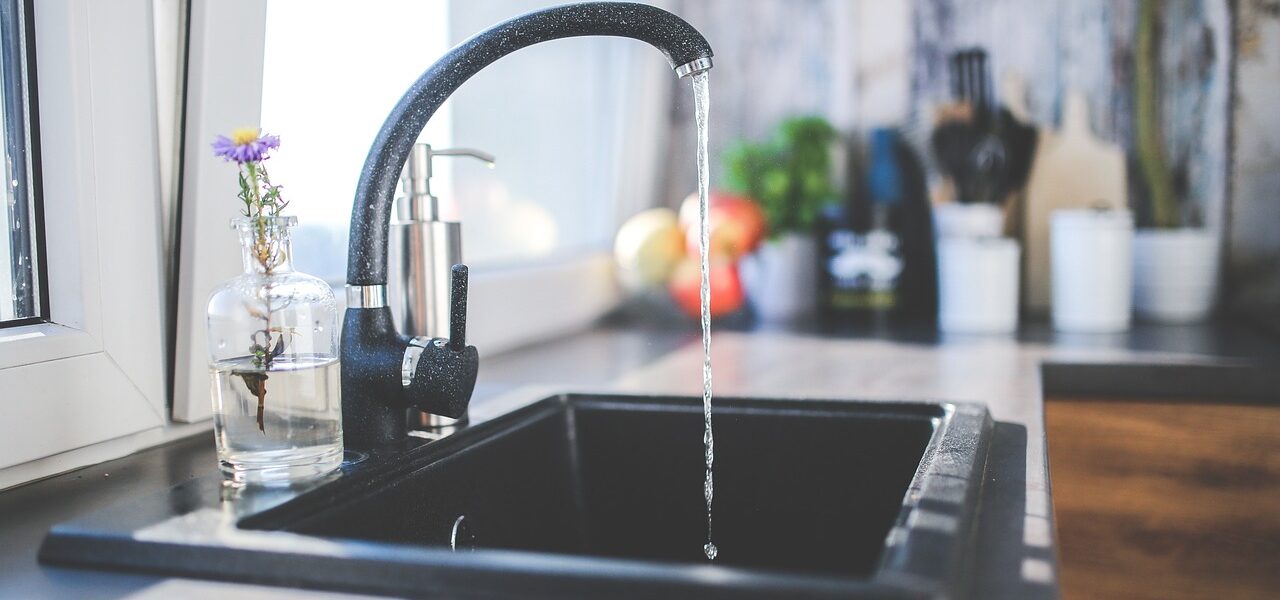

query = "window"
0;0;44;327
256;0;663;275
447;0;655;267
0;0;169;489
259;0;453;282
173;0;673;420
0;0;679;484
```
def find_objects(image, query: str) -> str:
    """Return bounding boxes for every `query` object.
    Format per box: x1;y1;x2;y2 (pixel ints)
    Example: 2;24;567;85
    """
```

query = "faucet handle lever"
449;264;468;351
402;265;476;420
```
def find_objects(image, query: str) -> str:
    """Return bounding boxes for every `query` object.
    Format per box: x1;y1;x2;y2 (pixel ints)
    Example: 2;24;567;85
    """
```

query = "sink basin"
42;394;992;598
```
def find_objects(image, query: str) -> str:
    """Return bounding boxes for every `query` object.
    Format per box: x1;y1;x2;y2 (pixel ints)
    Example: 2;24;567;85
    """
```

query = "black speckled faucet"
340;2;714;449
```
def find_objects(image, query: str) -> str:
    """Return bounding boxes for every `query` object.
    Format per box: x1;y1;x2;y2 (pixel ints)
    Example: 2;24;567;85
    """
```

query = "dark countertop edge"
1041;360;1279;403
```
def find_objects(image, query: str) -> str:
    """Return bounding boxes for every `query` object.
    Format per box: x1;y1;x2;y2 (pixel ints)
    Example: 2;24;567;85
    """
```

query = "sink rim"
41;393;993;599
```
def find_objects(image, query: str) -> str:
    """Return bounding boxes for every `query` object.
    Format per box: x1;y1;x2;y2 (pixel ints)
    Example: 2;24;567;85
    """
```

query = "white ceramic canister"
937;237;1021;334
1050;209;1133;332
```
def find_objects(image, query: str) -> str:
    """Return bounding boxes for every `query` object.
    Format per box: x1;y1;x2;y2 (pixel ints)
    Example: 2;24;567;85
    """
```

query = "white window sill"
0;322;98;370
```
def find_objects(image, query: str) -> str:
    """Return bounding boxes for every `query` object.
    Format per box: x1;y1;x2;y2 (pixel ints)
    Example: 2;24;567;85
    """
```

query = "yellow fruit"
614;208;687;288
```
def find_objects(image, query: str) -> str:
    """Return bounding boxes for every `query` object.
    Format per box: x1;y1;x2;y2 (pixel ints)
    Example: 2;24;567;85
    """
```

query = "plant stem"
255;378;266;432
1135;0;1177;228
244;159;279;433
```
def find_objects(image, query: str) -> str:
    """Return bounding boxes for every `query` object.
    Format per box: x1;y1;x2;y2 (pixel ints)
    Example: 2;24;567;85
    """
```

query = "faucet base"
410;408;467;431
406;410;466;441
341;303;478;450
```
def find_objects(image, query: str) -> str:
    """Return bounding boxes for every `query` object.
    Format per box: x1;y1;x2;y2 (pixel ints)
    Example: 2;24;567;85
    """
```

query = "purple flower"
212;128;280;163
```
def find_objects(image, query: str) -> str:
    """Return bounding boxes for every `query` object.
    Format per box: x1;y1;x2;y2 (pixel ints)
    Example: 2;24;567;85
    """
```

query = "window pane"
1;0;40;325
448;1;627;267
262;0;641;277
261;0;453;283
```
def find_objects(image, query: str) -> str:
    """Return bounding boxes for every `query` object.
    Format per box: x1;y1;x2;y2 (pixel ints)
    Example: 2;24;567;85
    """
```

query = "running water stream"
691;71;717;561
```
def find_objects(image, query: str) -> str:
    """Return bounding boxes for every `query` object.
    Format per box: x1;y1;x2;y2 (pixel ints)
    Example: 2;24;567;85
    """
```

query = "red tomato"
667;256;745;318
679;191;768;259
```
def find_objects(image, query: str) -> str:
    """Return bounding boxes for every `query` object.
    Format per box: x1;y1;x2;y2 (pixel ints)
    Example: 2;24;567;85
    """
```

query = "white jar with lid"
1050;209;1133;332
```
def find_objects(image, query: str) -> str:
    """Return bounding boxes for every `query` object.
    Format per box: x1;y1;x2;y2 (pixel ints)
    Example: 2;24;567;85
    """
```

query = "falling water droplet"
313;320;323;333
217;338;227;349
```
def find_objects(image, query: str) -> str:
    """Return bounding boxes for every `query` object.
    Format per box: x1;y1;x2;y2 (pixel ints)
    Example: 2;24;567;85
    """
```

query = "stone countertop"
1;320;1276;599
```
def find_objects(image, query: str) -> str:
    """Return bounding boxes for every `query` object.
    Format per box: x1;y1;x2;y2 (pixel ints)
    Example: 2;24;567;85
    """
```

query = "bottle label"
826;229;903;310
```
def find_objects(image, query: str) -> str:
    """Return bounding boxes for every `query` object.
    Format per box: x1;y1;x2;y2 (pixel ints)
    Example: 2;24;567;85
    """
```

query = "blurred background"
249;0;1277;340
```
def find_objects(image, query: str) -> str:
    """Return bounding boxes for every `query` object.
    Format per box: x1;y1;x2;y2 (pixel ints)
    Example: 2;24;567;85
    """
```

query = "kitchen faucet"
339;2;714;449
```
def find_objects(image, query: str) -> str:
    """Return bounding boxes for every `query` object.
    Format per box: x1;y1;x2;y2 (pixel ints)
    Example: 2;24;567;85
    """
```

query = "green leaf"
720;115;840;236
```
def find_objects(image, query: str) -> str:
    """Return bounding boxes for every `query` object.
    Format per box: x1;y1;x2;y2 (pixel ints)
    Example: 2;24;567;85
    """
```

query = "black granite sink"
41;394;992;599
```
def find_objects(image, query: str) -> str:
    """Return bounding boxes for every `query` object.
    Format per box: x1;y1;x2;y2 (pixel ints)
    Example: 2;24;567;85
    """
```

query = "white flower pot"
740;234;818;322
1132;229;1219;323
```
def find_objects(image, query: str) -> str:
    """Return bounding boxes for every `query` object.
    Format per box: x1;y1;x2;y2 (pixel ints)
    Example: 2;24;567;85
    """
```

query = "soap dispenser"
388;143;494;432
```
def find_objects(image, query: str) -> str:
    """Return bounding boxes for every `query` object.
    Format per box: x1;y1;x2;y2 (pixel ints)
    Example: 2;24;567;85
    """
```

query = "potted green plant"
1130;0;1219;323
726;116;840;322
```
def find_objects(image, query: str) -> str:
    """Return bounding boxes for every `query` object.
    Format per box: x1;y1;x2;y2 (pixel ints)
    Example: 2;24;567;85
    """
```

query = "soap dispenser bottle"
388;143;494;431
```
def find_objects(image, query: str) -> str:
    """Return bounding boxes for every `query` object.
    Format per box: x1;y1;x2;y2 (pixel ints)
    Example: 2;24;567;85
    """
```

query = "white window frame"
170;0;675;421
0;0;180;489
171;0;267;422
0;0;677;464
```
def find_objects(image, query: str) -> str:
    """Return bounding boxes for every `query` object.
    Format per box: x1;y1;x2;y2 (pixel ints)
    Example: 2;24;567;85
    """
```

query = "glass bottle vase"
206;216;342;485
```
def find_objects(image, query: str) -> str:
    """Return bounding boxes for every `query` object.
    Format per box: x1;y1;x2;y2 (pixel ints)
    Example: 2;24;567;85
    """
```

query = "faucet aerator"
675;57;714;79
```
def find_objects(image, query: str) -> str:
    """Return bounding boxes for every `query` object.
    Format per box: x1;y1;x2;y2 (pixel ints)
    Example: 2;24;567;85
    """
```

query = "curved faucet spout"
340;2;712;449
346;1;713;286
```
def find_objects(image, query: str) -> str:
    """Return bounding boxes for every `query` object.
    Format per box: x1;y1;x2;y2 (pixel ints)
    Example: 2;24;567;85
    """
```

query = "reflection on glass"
1;1;40;324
